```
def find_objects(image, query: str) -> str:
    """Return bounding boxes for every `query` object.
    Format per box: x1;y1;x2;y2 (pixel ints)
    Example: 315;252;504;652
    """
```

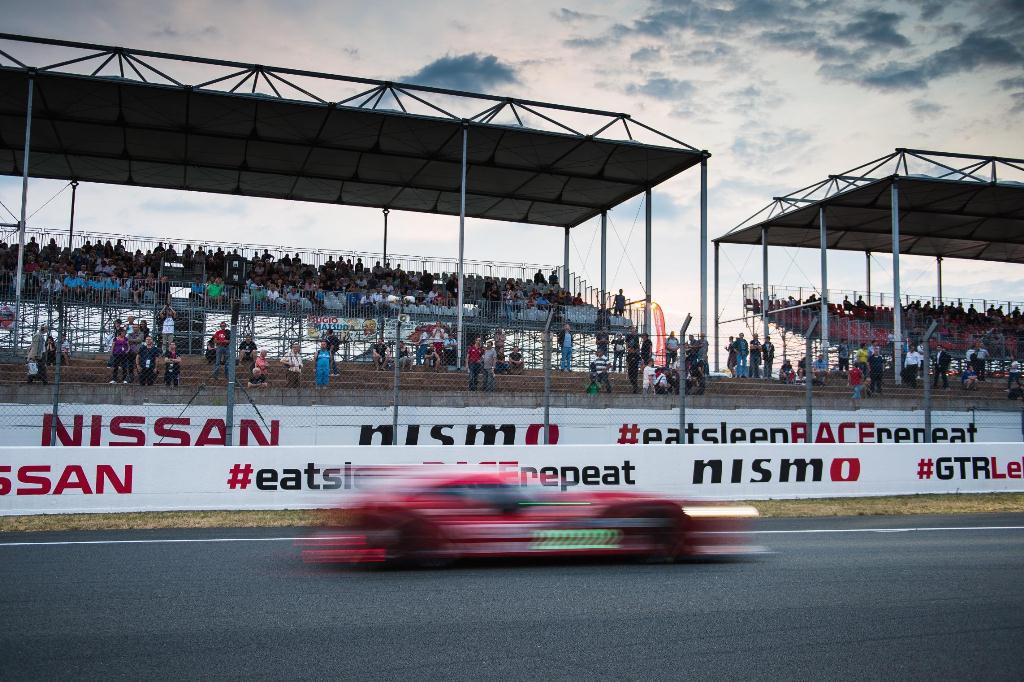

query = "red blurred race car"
297;470;760;567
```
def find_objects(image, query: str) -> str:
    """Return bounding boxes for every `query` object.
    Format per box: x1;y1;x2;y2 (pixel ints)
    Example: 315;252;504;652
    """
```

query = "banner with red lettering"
2;442;1023;515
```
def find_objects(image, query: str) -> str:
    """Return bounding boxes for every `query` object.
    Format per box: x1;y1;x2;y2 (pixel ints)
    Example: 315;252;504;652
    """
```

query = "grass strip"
2;493;1024;533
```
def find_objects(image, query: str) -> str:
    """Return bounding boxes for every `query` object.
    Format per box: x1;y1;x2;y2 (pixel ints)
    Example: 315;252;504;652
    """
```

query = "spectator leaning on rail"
281;342;303;388
163;341;181;386
26;324;48;384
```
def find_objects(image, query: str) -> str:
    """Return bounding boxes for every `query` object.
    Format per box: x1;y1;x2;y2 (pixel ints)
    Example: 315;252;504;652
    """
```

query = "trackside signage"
3;404;1019;447
2;443;1023;515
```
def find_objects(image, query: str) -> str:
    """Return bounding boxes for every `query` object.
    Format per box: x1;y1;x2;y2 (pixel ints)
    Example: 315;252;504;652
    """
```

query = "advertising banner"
2;442;1023;515
7;403;1019;448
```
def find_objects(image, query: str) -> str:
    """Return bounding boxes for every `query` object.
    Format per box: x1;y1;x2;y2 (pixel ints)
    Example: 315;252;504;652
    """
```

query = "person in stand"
238;334;258;369
1008;359;1021;390
281;342;303;388
613;289;626;316
558;323;573;372
254;349;269;376
467;337;483;390
247;366;268;389
482;340;497;392
903;346;923;388
589;349;612;394
324;329;341;376
640;334;653;367
961;365;979;390
779;358;795;384
854;342;869;377
734;333;749;378
749;334;762;379
626;329;641;393
27;324;48;384
415;327;431;367
612;333;625;372
212;321;230;379
136;336;161;386
837;343;850;372
868;350;885;396
372;336;388;371
726;336;737;377
665;331;680;367
641;359;657;396
315;340;331;387
508;346;524;375
163;341;181;387
159;304;176;350
110;329;132;384
762;336;775;379
934;345;952;389
849;363;864;401
205;338;217;364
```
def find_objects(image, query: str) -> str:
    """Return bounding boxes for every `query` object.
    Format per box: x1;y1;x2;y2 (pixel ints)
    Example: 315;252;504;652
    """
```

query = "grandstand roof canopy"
715;149;1024;264
0;34;707;229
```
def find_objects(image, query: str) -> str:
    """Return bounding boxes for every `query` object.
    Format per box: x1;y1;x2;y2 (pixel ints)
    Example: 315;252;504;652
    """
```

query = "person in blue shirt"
315;340;332;387
558;323;573;371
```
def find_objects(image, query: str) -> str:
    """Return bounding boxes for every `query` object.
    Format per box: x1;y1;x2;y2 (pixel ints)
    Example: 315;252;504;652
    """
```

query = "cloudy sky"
2;0;1023;334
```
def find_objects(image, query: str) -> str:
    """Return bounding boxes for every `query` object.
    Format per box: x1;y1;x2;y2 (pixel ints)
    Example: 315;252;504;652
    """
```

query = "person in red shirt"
212;321;230;379
849;364;864;400
467;337;483;390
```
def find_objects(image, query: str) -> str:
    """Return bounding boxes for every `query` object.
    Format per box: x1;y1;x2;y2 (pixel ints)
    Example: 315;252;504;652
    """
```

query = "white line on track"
1;526;1024;547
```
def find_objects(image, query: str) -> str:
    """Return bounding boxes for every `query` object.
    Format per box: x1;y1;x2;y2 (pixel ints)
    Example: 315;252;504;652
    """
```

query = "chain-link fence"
4;281;1023;450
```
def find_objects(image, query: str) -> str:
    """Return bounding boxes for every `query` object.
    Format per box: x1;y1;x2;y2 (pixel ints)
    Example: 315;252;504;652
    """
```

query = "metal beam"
936;256;943;302
644;188;652;335
713;241;720;372
600;211;607;315
699;158;708;337
819;207;829;360
866;251;872;302
14;76;33;350
761;226;769;342
457;125;467;369
892;179;903;384
563;226;570;290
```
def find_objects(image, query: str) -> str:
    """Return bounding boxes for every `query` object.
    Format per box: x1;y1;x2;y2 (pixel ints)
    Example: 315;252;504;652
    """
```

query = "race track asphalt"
2;514;1023;681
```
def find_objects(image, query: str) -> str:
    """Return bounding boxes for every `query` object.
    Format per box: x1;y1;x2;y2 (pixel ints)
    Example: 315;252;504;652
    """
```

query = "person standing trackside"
934;345;951;389
163;341;181;386
626;328;641;393
558;323;573;371
315;340;332;387
726;336;737;377
281;342;303;388
640;334;653;366
136;336;161;386
665;331;680;367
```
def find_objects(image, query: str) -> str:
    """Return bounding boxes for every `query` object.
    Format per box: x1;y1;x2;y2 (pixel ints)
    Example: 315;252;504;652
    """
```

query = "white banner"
2;443;1023;515
6;403;1021;447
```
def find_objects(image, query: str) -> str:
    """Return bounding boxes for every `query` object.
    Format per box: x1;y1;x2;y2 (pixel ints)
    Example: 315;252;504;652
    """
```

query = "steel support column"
936;256;943;303
819;207;829;361
713;241;720;372
699;158;708;337
892;181;903;384
456;124;467;368
382;208;389;267
866;251;872;303
14;76;34;349
563;226;570;291
600;211;607;314
761;226;769;342
644;188;652;335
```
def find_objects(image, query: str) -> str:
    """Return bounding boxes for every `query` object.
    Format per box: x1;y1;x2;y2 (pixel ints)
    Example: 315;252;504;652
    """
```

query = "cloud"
630;46;662;63
731;127;814;166
839;9;910;49
149;25;219;39
1001;76;1024;113
403;53;517;92
910;98;946;119
552;8;601;22
830;30;1024;91
625;75;696;100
